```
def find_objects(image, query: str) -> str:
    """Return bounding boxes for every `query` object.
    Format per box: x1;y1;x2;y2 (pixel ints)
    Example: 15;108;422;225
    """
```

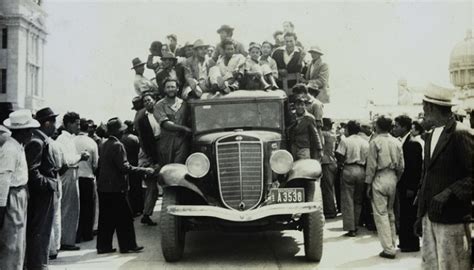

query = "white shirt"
146;111;161;138
283;47;300;66
134;74;157;96
48;138;65;170
56;130;81;168
430;126;444;158
0;137;28;206
74;132;99;178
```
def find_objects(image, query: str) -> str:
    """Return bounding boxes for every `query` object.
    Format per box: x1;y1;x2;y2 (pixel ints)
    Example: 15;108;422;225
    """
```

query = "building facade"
450;29;474;112
0;0;46;121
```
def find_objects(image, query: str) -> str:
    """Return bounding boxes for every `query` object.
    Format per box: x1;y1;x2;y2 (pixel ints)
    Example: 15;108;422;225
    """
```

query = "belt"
345;163;365;167
10;184;27;190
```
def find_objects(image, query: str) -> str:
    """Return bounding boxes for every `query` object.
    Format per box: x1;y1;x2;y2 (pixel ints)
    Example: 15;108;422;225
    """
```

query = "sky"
42;0;473;122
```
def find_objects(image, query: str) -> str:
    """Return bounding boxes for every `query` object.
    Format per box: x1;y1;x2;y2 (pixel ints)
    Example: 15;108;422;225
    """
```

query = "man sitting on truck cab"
208;39;246;94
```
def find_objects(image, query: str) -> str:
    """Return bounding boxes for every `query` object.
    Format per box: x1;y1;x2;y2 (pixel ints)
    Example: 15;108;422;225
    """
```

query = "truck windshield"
193;101;282;133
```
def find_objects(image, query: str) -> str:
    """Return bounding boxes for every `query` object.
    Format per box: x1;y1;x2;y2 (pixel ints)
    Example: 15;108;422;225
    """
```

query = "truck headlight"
186;152;210;178
270;150;293;174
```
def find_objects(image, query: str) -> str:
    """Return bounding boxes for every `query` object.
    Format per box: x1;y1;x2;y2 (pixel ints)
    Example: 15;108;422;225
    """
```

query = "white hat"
422;83;457;107
3;109;40;129
0;125;11;136
308;45;324;55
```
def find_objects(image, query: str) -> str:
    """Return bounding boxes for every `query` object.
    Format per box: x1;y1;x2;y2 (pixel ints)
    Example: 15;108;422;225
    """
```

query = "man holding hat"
415;83;472;269
212;24;247;62
132;57;158;97
96;117;154;254
302;45;329;103
182;39;216;99
0;110;36;270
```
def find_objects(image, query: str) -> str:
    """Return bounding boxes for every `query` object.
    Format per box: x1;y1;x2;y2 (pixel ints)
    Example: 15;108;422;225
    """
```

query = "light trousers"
341;164;365;231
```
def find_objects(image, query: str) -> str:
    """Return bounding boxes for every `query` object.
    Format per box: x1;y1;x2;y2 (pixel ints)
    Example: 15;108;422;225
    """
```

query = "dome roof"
450;29;474;71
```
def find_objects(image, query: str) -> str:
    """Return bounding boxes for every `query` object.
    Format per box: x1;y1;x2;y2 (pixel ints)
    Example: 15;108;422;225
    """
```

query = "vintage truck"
158;90;324;262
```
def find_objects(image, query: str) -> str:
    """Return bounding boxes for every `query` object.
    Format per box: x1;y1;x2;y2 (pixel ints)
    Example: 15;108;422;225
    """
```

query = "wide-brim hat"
166;34;177;41
0;125;11;136
422;83;457;107
161;52;178;61
3;109;40;130
217;24;234;34
193;39;209;49
106;117;127;133
308;45;324;55
131;57;146;70
35;107;58;122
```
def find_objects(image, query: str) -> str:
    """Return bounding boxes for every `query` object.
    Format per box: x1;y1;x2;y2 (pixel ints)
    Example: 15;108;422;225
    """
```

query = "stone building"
0;0;46;122
450;29;474;113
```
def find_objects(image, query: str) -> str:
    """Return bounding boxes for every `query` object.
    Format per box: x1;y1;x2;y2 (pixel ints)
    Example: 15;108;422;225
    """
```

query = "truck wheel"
303;181;324;262
160;188;185;262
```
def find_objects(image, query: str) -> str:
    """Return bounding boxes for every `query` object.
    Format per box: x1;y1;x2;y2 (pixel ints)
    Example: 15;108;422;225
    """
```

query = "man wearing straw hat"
182;39;215;99
0;110;38;270
415;83;472;269
302;45;329;103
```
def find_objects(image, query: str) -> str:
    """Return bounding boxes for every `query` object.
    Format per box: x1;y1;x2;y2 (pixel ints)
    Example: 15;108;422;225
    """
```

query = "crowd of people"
132;22;329;103
0;21;472;270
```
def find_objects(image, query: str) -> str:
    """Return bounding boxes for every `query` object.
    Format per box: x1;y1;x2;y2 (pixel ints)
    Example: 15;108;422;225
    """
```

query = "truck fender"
159;163;207;202
287;159;322;182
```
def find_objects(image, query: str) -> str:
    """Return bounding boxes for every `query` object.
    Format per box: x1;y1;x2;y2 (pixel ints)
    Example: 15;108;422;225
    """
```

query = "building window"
1;28;7;49
0;69;6;94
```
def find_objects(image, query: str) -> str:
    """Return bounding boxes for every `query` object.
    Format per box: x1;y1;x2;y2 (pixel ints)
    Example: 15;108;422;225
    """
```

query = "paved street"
50;199;422;270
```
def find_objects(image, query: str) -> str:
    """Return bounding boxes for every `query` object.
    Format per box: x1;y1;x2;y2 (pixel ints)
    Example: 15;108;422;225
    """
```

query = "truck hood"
195;130;282;144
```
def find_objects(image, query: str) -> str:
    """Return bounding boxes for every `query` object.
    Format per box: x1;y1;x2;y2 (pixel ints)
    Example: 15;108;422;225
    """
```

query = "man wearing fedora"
212;24;247;62
29;107;64;262
132;57;158;97
415;84;472;269
155;52;186;98
182;39;216;99
301;45;329;103
56;112;90;251
0;110;36;270
96;117;154;254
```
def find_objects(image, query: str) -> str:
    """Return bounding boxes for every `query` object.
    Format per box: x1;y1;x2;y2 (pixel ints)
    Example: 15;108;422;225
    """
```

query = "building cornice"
0;14;48;36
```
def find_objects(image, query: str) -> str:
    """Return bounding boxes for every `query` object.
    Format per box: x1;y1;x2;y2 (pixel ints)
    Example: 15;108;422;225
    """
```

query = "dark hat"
167;34;177;41
131;57;146;69
161;52;178;61
35;107;59;122
323;118;334;127
106;117;127;133
217;24;234;34
131;96;143;110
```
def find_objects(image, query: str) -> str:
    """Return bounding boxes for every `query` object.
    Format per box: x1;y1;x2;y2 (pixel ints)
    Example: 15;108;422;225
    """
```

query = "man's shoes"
60;245;80;251
379;251;396;259
120;246;144;254
49;254;58;260
400;247;420;253
141;215;157;226
324;214;337;219
97;248;117;254
343;230;357;237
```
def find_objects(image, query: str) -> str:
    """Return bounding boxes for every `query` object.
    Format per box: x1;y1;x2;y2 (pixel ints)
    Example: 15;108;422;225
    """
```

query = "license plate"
269;188;305;204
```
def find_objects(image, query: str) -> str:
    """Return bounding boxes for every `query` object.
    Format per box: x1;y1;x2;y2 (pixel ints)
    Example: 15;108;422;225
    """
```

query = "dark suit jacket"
136;108;160;164
25;129;58;193
417;119;473;223
271;48;303;74
398;135;423;192
288;112;323;158
97;136;145;193
155;64;186;97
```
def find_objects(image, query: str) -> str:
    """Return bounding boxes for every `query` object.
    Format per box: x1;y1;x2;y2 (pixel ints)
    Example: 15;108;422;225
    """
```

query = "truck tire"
160;188;185;262
303;181;324;262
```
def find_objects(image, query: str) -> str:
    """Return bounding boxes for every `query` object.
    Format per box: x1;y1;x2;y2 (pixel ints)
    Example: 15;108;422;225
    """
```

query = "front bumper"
166;202;321;222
